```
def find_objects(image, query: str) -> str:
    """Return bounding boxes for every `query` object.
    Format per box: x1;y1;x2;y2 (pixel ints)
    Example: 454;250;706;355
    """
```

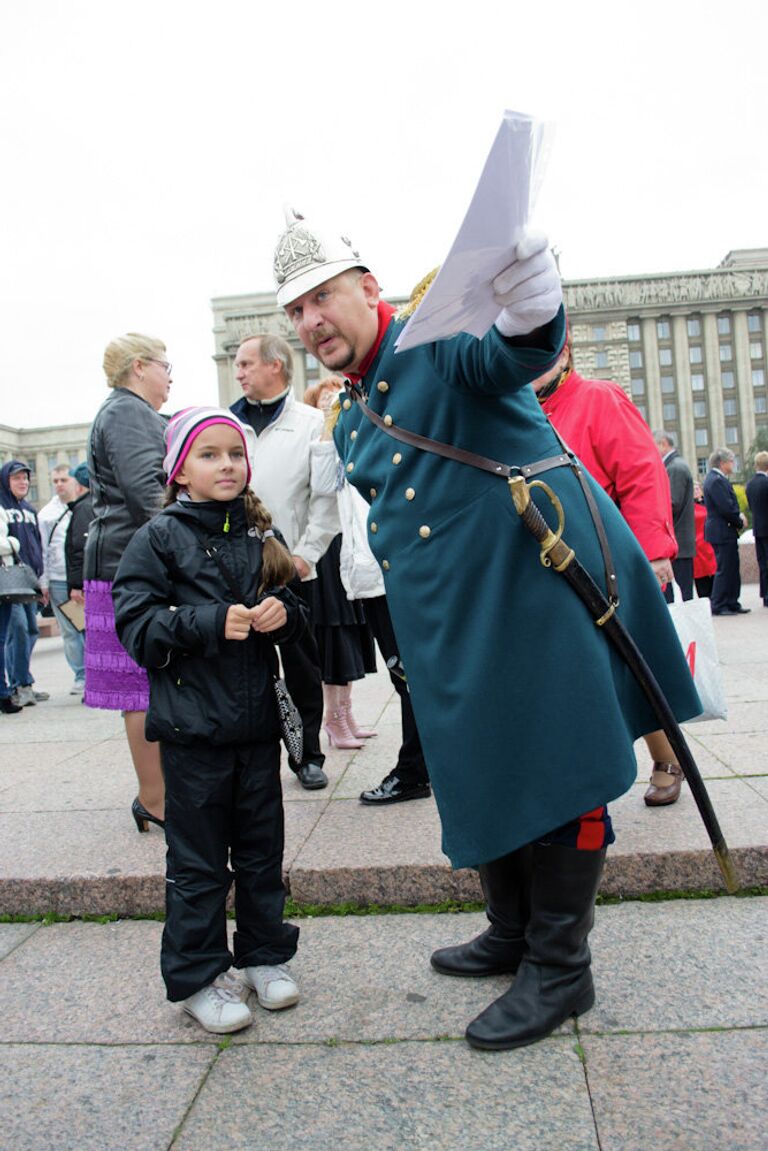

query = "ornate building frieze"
564;269;768;313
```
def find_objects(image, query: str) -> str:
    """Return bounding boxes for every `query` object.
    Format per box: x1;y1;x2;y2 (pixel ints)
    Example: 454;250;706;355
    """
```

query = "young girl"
113;406;306;1034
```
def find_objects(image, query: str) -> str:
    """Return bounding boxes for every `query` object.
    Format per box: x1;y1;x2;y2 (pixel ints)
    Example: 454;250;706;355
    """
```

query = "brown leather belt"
348;387;619;606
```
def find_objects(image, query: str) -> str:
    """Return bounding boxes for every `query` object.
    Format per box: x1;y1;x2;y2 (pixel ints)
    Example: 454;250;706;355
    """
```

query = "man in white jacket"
231;333;339;789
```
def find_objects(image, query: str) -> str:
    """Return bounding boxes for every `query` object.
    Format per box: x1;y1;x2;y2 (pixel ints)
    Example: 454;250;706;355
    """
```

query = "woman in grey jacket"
83;333;171;830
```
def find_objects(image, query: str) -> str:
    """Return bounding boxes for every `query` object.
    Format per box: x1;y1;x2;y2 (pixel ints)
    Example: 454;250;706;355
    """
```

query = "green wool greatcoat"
333;309;700;869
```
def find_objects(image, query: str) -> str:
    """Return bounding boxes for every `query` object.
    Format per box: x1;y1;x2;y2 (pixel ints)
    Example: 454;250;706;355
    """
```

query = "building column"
642;319;662;430
732;310;756;455
702;313;724;449
671;315;695;465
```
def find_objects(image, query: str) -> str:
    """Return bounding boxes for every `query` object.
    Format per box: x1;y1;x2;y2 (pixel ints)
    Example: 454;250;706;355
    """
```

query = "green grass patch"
1;886;765;926
283;897;486;918
595;885;768;905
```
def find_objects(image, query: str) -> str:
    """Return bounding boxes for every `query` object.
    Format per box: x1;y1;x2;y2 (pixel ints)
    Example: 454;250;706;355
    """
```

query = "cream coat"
244;392;339;580
310;439;384;600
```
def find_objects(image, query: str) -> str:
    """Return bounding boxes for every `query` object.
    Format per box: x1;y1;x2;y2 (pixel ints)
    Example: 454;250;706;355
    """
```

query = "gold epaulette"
325;396;341;435
396;266;440;320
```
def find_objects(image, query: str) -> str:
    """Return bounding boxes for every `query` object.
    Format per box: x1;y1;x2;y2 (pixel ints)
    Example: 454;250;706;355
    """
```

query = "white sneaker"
243;964;300;1011
182;977;253;1034
15;686;36;707
70;681;85;696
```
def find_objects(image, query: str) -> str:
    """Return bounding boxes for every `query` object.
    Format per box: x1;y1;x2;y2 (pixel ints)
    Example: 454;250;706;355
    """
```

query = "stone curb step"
1;845;765;917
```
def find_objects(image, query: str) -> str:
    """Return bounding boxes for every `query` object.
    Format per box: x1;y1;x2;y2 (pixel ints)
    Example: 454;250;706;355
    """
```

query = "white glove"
493;231;562;338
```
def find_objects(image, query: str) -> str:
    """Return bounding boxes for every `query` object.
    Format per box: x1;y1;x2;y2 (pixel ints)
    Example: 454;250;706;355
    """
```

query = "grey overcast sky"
1;0;766;429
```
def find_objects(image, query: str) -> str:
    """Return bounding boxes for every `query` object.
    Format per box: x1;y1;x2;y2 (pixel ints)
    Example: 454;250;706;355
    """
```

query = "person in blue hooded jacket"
0;461;48;707
273;210;701;1052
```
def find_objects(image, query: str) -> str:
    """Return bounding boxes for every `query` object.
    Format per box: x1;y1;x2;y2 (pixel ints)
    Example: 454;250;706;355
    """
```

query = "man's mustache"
311;328;338;349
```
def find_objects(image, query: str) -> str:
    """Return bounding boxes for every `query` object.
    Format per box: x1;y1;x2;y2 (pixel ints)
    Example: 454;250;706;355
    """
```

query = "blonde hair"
162;486;295;594
103;333;166;389
303;376;345;408
755;451;768;471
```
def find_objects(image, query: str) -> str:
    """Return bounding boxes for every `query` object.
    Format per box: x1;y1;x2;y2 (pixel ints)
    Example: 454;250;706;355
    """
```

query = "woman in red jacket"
693;481;717;598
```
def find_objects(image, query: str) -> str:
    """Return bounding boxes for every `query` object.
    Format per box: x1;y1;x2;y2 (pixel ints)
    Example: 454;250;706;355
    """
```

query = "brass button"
419;525;431;539
405;488;415;501
377;380;389;393
343;398;352;410
346;462;354;473
392;452;402;465
350;429;357;441
384;414;393;427
370;522;378;533
382;560;390;571
370;487;377;498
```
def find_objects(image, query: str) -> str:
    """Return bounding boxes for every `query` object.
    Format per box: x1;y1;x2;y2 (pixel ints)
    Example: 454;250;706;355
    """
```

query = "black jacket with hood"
0;461;43;575
65;491;94;593
113;496;307;747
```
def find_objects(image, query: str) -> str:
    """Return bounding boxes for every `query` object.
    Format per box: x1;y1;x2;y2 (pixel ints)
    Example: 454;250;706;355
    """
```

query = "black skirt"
310;536;377;685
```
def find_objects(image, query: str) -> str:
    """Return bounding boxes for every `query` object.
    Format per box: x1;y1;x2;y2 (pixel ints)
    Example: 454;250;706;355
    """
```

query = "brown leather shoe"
643;761;683;807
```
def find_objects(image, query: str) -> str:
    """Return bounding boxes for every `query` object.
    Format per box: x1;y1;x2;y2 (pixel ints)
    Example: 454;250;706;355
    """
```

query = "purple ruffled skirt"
84;580;149;711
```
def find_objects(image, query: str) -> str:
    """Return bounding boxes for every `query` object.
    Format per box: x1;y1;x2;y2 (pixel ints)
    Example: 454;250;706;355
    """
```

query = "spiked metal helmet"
273;207;366;307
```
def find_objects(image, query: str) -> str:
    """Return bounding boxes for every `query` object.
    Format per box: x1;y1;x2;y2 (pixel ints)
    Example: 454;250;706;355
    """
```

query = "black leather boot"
465;843;605;1049
430;846;532;977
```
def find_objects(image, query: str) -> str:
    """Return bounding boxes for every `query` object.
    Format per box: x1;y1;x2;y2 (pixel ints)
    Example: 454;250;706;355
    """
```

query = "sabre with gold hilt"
508;471;739;894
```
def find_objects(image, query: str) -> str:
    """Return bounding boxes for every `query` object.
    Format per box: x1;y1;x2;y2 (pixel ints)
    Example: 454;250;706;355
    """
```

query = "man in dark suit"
746;450;768;607
655;431;695;601
703;448;749;615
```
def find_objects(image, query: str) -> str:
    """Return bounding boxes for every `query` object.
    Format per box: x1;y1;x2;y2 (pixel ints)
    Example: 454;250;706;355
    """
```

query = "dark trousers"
279;580;325;770
363;595;428;786
539;806;615;850
695;575;713;599
755;536;768;603
663;557;694;603
711;539;741;613
161;739;299;1002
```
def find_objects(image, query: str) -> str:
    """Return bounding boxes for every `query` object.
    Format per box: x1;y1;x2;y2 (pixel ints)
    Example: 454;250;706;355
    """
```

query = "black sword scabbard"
509;476;739;894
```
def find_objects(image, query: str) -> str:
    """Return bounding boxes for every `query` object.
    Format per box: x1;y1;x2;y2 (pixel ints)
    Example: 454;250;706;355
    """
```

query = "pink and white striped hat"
163;406;252;486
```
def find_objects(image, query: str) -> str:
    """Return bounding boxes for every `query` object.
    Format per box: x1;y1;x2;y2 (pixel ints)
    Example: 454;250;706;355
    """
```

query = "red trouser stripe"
576;806;607;851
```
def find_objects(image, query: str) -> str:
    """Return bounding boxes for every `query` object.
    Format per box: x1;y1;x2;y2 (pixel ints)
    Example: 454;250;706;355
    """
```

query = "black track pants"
161;739;299;1002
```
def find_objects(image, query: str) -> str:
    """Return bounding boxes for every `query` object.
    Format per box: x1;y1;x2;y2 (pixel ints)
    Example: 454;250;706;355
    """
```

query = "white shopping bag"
667;585;727;722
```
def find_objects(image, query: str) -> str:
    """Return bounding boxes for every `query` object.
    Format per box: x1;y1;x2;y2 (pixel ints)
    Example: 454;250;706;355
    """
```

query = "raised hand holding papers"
395;110;552;353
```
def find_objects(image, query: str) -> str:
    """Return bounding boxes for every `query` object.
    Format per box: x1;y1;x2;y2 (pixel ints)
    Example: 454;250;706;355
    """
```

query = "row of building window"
630;368;765;394
655;396;767;420
631;420;746;451
628;345;764;369
624;314;763;343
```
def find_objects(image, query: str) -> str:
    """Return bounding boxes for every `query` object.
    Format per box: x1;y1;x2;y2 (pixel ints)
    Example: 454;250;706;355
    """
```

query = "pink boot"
322;685;364;749
341;684;377;739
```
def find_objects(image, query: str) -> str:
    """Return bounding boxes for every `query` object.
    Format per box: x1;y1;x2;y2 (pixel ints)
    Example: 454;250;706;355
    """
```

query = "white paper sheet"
395;110;552;354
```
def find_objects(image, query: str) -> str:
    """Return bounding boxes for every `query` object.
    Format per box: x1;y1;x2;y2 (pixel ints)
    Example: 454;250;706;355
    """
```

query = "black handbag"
0;558;42;604
272;676;304;763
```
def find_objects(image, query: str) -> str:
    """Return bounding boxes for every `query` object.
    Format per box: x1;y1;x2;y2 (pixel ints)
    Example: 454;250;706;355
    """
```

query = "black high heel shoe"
132;797;165;833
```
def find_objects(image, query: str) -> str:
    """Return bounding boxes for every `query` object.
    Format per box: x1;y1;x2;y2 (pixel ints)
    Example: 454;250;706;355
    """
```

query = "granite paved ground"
0;897;766;1150
1;587;766;1149
0;585;766;914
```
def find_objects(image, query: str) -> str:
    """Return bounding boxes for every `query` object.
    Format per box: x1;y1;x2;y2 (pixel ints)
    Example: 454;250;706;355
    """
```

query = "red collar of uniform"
345;301;396;384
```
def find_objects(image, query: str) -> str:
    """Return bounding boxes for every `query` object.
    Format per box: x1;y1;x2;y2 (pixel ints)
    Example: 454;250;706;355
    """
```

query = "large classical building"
6;248;766;511
212;247;768;477
0;423;89;507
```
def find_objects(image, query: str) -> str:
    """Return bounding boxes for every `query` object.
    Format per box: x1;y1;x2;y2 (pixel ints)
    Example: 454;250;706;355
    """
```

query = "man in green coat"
272;211;701;1051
